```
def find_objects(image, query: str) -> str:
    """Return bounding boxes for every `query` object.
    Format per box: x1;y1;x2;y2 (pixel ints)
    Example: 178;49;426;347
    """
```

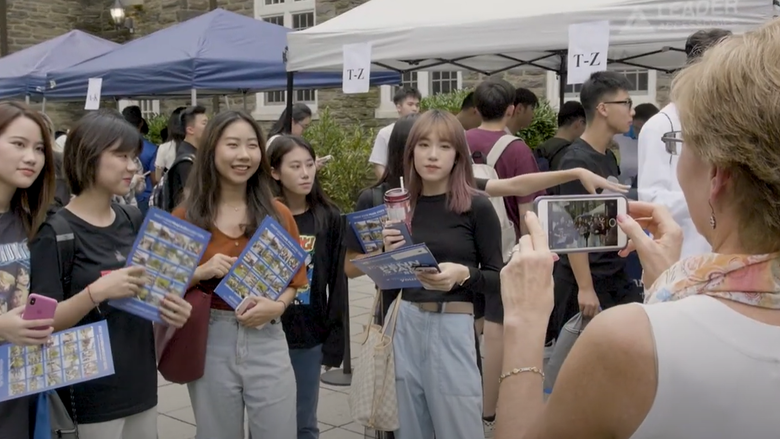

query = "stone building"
0;0;670;130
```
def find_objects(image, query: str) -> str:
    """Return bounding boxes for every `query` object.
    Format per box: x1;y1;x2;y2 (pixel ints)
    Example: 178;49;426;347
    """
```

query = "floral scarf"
644;252;780;309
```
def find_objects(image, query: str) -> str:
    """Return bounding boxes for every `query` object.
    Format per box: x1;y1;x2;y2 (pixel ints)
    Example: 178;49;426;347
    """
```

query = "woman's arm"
461;197;503;294
496;306;656;439
323;213;348;367
485;169;585;197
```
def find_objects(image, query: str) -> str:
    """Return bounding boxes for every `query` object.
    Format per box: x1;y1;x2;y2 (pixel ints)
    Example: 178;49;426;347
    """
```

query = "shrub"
145;114;169;145
304;108;375;213
421;89;558;149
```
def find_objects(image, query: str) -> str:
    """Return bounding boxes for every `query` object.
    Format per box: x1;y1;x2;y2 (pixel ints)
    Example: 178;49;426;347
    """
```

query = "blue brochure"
345;205;388;253
214;216;308;309
0;321;115;402
351;243;439;290
110;208;211;323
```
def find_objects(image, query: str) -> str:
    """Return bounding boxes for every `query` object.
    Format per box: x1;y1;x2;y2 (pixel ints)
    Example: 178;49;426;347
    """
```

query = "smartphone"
236;296;256;315
534;195;628;254
386;221;413;248
22;294;57;329
412;264;440;274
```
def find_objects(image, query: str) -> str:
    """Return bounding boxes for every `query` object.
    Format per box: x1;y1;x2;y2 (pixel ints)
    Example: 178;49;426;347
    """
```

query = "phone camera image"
29;297;36;305
548;199;619;250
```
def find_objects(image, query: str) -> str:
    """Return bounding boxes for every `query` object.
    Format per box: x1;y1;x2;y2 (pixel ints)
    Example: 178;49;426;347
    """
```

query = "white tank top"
630;295;780;439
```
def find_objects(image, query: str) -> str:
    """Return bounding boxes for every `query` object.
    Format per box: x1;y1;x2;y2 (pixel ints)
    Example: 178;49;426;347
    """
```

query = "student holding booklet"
29;110;192;439
172;110;307;439
268;135;348;439
380;110;503;439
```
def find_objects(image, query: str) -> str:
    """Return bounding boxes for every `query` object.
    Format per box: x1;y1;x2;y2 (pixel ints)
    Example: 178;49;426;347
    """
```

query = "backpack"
48;204;144;302
149;153;194;212
471;135;518;263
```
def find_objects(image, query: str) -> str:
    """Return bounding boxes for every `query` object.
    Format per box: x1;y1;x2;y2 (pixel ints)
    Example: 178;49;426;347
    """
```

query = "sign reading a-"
84;78;103;110
342;42;371;94
567;21;610;85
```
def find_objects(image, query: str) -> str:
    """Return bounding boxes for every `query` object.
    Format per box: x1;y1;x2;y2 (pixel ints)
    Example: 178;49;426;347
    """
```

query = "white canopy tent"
286;0;773;75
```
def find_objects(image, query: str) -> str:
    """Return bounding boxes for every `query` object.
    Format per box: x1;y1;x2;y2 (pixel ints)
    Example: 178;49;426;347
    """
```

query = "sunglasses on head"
661;130;683;155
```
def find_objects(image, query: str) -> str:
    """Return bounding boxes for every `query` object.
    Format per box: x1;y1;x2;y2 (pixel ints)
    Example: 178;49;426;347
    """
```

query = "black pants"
547;265;643;340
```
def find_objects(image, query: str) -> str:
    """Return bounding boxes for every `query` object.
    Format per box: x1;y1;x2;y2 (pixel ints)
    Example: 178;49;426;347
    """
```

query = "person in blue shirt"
122;105;158;216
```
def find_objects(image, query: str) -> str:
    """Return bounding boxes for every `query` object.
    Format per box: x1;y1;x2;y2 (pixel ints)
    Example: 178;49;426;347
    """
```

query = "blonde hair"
672;19;780;253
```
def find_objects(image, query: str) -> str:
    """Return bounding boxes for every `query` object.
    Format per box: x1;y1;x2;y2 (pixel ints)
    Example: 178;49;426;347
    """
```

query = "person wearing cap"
637;29;732;259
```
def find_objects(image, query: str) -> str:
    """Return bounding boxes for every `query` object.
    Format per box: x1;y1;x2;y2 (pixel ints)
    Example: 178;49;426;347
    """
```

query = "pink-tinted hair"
403;109;478;214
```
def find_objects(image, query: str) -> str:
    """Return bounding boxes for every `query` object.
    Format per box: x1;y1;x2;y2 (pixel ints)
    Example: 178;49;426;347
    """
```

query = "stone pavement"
156;275;378;439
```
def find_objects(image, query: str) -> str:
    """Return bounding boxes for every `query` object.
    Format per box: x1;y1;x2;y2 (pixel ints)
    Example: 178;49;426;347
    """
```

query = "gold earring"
709;201;717;229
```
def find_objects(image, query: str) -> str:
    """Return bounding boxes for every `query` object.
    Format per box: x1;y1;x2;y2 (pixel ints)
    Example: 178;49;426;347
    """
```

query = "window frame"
545;69;657;109
375;71;463;119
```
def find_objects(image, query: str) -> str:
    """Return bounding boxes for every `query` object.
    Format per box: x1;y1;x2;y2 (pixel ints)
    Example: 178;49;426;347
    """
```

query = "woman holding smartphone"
173;111;308;439
29;110;191;439
0;101;57;439
380;109;502;439
267;135;347;439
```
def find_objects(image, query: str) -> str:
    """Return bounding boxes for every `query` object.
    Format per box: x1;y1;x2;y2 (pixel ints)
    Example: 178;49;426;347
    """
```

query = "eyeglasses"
661;130;683;155
603;99;634;110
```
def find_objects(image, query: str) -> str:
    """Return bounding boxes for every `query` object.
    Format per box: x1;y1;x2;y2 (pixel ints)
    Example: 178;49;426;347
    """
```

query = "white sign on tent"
567;21;611;85
84;78;103;110
342;42;372;94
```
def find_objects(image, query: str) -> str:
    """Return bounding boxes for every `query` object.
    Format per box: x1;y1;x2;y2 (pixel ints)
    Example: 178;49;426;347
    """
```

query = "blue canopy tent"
45;8;399;99
0;30;119;100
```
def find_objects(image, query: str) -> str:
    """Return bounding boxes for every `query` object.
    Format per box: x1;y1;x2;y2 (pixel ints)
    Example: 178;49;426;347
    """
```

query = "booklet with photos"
0;321;115;402
345;205;388;253
214;216;308;309
350;243;440;290
110;208;211;323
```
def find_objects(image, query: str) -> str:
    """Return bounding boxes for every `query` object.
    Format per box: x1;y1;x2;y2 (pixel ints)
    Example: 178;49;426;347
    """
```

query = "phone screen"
547;198;620;251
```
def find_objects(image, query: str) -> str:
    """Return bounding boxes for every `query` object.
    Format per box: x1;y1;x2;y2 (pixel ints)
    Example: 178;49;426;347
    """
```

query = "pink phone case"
23;294;57;328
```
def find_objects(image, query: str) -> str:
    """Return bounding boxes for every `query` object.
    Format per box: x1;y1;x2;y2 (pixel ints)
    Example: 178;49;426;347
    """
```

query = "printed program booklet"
0;321;114;402
214;216;308;309
345;205;388;253
110;208;211;323
351;243;439;290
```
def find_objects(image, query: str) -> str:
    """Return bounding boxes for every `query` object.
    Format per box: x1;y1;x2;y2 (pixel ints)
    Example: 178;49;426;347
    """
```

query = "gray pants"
393;300;483;439
187;310;297;439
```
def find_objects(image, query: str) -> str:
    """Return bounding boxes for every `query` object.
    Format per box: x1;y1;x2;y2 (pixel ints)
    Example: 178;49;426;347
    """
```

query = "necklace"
223;204;242;212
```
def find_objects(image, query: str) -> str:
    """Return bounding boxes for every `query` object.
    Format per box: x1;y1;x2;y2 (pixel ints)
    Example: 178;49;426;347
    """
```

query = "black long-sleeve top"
282;207;348;367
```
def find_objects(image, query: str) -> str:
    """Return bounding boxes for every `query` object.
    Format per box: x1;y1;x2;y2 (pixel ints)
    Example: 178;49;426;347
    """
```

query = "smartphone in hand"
22;294;57;330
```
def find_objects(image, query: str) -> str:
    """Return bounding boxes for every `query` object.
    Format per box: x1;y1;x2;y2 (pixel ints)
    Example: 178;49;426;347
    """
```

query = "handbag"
155;287;212;384
33;390;79;439
349;292;402;432
543;313;590;397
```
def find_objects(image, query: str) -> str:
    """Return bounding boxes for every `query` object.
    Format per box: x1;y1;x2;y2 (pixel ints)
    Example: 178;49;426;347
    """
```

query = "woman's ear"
270;167;281;181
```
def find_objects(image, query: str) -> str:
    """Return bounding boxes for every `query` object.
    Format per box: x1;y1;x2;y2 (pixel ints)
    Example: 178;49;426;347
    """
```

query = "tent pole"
558;53;567;109
284;72;294;132
41;98;46;113
191;89;197;106
242;91;247;111
0;0;7;57
25;95;30;104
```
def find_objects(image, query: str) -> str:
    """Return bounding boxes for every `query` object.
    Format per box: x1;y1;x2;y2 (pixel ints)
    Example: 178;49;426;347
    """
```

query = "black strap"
371;183;387;208
546;142;572;171
163;154;195;211
48;213;76;299
114;203;143;234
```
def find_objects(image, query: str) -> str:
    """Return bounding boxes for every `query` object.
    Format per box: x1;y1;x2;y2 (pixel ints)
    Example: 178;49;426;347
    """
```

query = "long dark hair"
268;103;312;138
375;113;419;189
0;102;56;239
183;110;280;236
267;135;338;230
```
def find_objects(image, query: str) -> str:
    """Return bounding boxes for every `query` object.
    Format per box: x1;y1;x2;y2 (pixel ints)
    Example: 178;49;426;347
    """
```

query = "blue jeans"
393;300;483;439
289;344;323;439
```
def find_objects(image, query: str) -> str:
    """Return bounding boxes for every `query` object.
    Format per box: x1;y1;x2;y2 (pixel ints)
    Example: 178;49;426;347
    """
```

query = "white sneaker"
483;418;495;438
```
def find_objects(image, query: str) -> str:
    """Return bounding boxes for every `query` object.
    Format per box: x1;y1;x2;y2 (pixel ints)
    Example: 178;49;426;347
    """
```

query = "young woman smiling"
173;111;307;439
381;109;503;439
30;109;191;439
0;101;57;439
268;135;347;439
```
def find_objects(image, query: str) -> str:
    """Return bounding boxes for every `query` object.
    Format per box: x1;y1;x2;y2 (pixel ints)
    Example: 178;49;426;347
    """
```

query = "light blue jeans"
393;300;483;439
187;310;297;439
289;344;323;439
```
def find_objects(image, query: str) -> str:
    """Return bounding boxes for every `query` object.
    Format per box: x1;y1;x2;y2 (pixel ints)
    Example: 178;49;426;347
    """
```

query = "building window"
255;0;317;119
394;72;419;93
139;100;160;118
564;69;649;97
430;71;458;95
547;69;657;108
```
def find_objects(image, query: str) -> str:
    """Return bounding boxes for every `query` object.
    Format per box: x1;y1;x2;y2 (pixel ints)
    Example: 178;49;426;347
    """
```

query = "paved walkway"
157;276;378;439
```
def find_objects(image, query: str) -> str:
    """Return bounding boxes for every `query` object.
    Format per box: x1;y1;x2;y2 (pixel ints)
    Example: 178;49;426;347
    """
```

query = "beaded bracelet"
498;366;545;384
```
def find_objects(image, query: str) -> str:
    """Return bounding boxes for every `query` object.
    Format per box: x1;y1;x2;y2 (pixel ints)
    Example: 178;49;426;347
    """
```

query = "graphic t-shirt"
0;211;33;439
295;232;316;306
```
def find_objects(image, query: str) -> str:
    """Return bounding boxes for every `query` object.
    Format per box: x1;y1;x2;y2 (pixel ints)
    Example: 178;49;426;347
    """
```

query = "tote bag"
34;390;78;439
544;313;590;397
349;292;402;432
155;287;212;384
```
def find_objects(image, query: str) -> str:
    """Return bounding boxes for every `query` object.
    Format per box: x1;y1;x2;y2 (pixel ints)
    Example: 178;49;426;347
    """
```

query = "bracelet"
498;366;545;384
86;286;99;305
277;300;288;312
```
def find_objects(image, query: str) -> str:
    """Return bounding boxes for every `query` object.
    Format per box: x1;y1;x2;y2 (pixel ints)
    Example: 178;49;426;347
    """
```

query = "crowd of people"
0;17;779;439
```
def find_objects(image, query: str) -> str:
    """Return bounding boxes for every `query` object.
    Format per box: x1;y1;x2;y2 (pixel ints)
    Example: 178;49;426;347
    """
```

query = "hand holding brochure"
110;208;211;323
350;243;439;290
214;216;308;309
345;205;388;253
0;321;114;402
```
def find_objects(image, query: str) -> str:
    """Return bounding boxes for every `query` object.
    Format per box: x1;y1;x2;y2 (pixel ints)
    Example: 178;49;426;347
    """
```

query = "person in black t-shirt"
167;105;208;210
380;110;502;439
29;110;192;439
268;136;347;439
550;72;643;340
537;100;586;181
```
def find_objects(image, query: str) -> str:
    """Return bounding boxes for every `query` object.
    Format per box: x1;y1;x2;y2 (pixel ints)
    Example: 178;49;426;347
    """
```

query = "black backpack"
149;154;194;212
48;204;143;301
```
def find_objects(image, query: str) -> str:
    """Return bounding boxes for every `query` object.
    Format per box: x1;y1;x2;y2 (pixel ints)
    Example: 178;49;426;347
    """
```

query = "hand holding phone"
22;294;58;331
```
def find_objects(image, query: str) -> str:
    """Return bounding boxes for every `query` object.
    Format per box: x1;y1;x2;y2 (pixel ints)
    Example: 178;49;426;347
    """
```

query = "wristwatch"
458;273;471;287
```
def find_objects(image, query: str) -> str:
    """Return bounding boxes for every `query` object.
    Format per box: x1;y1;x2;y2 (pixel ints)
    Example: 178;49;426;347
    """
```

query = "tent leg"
41;98;46;113
191;89;197;106
558;53;567;109
242;91;247;112
284;72;295;132
25;95;30;104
